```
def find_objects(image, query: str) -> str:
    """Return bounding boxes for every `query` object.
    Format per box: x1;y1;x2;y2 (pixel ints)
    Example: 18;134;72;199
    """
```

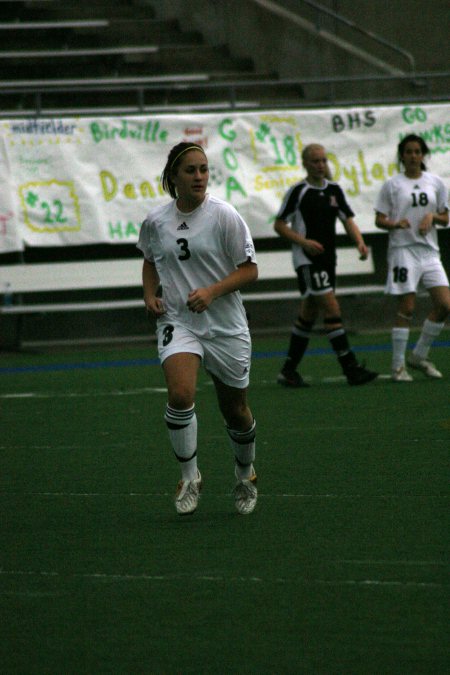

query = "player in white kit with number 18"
375;134;450;381
137;142;258;515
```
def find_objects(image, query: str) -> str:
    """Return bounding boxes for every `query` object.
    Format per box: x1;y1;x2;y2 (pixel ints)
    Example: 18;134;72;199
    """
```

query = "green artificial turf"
1;333;449;674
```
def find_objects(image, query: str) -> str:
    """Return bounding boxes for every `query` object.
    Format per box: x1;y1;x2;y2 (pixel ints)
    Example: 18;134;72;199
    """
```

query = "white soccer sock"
164;404;198;482
226;419;256;480
413;319;445;360
392;327;409;370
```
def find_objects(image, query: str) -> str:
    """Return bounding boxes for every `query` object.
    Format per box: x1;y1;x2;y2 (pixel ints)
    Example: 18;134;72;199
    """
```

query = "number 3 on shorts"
162;324;174;346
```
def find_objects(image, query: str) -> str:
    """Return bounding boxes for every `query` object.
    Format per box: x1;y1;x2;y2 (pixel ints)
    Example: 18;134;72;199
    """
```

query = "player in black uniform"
274;143;378;387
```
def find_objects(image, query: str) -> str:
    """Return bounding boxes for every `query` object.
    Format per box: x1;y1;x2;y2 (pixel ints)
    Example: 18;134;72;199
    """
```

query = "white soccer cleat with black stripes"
175;471;202;515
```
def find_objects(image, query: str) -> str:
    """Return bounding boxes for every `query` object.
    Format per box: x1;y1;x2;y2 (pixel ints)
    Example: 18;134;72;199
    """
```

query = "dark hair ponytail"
397;134;430;171
161;142;206;198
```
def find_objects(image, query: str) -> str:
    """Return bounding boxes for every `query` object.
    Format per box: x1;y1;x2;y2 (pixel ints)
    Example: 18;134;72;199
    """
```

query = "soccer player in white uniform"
375;134;450;381
137;142;258;515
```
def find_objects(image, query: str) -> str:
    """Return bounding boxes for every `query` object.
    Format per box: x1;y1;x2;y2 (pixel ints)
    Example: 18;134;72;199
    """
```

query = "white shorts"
156;321;251;389
385;245;449;295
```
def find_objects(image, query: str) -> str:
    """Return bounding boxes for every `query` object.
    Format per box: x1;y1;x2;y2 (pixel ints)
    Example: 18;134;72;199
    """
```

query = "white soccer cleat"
392;366;413;382
233;471;257;515
175;471;202;515
406;353;443;379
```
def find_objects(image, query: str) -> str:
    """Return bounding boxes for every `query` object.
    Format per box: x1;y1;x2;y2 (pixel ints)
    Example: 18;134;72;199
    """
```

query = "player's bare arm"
375;212;411;230
419;210;449;234
187;260;258;313
142;259;166;317
274;218;324;256
344;217;369;259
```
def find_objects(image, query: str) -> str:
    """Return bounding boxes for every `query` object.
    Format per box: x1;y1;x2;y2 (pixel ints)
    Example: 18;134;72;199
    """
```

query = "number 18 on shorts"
386;245;449;295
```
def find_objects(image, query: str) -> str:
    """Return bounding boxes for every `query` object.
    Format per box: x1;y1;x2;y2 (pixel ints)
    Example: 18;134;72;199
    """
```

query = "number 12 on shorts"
312;270;331;291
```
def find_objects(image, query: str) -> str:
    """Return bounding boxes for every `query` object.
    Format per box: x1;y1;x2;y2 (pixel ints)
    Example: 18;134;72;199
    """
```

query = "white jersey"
137;193;257;338
375;171;448;252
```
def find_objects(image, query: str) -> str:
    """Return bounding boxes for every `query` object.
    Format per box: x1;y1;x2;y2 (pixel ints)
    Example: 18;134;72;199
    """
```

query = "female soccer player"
137;142;258;515
375;134;450;382
274;143;377;387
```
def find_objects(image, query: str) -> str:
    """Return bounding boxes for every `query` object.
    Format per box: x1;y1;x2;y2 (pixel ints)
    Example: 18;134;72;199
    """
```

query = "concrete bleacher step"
0;23;105;51
71;21;203;49
0;0;304;113
1;0;156;21
0;21;202;53
1;44;255;80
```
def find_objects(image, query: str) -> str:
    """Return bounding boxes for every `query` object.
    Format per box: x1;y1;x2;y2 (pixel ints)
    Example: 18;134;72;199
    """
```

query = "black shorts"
296;261;336;298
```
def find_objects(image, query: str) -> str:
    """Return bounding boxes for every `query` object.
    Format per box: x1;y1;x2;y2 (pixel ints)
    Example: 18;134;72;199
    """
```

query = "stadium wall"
153;0;450;81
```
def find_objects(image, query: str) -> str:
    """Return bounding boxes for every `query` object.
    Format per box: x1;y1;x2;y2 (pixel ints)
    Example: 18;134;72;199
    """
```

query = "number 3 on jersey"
177;238;191;260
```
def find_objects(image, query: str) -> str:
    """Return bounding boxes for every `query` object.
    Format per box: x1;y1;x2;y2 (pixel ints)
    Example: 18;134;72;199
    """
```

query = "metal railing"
0;71;448;118
250;0;416;76
299;0;416;75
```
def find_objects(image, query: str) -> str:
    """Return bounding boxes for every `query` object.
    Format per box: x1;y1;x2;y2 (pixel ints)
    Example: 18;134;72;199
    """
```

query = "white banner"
0;103;449;253
0;134;23;253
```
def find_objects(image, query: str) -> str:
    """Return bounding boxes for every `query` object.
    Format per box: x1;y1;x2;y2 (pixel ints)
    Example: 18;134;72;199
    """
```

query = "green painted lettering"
126;221;139;237
108;221;123;239
219;118;236;142
90;122;103;143
223;148;238;171
225;176;247;200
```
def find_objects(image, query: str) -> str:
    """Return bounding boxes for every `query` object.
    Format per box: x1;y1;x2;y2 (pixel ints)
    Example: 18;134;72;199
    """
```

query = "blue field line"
253;339;450;359
0;357;160;375
0;340;449;376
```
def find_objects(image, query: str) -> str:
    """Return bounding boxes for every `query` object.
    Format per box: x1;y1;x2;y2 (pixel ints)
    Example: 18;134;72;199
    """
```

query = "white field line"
1;373;397;400
1;387;167;399
0;490;447;499
0;569;445;589
336;559;446;566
